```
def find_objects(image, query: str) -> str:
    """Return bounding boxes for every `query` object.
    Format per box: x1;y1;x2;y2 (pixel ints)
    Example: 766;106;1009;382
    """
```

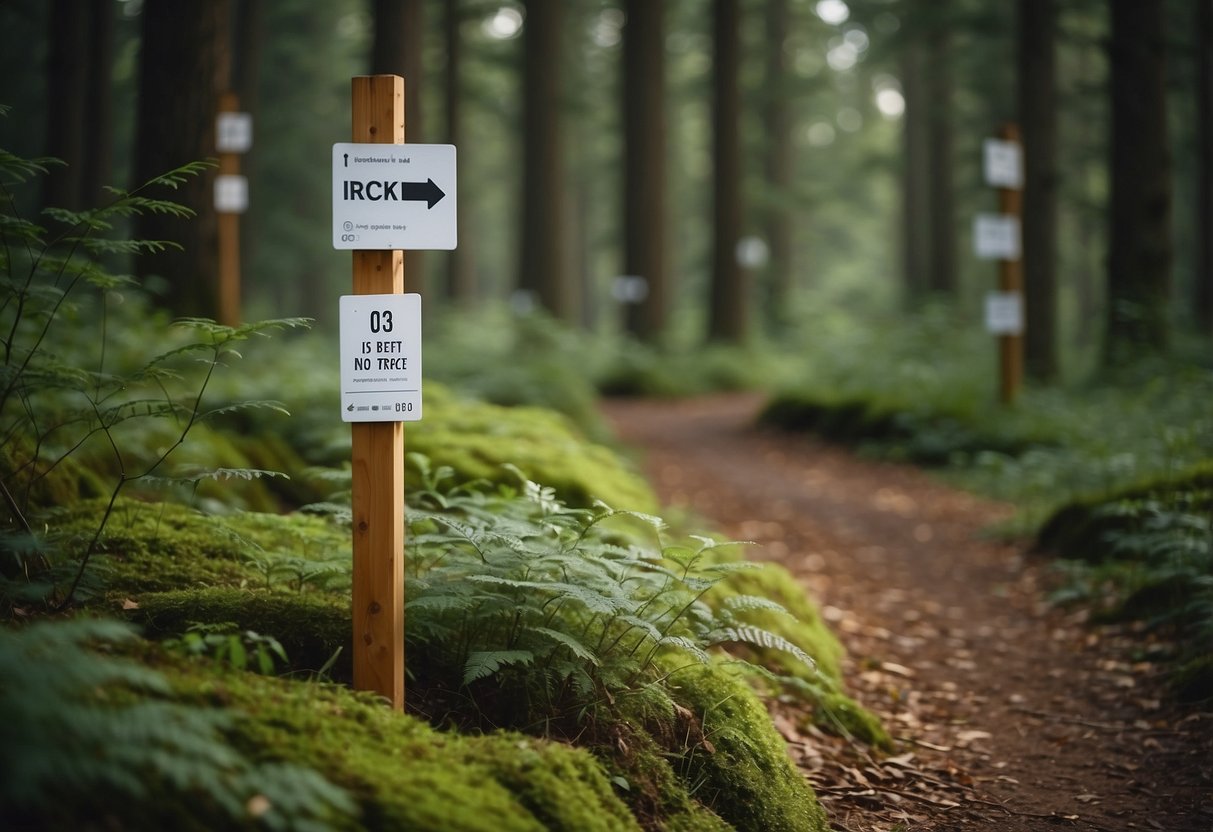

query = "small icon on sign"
347;403;354;411
372;405;380;411
344;153;349;168
343;221;353;232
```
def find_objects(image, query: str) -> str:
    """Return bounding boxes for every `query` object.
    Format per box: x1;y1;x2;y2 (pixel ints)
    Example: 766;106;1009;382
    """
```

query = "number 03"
369;310;394;333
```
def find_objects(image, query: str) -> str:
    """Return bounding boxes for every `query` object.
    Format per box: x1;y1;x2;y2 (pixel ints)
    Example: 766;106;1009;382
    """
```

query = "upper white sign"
983;138;1023;189
332;143;457;251
216;112;253;154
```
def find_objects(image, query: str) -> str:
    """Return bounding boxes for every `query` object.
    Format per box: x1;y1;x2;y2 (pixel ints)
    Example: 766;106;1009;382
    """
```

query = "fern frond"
706;625;819;673
179;467;290;483
719;594;796;618
463;650;535;685
527;626;600;665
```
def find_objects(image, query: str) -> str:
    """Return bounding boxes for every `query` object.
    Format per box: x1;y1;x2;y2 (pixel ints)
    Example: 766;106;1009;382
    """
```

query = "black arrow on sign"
401;178;446;209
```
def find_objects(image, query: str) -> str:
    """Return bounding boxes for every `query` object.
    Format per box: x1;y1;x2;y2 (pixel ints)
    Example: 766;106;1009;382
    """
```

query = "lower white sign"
339;293;422;422
214;174;248;214
985;291;1024;335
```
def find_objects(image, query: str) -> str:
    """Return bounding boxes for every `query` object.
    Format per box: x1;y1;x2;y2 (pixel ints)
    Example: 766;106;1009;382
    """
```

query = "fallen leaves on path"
601;394;1213;832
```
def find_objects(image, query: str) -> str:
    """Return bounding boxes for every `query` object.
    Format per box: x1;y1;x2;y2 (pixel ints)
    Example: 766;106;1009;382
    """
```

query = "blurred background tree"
1;0;1209;375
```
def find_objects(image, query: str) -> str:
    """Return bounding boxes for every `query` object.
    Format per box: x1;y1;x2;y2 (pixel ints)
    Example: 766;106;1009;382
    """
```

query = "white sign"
983;138;1022;189
332;143;457;251
973;213;1021;261
612;275;649;304
735;236;770;269
985;291;1024;335
216;112;253;154
339;293;422;422
214;174;248;214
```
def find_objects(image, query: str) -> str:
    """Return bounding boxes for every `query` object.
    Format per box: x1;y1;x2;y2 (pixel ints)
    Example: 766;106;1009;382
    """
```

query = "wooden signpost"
215;92;251;327
979;123;1025;405
350;75;406;710
339;76;457;710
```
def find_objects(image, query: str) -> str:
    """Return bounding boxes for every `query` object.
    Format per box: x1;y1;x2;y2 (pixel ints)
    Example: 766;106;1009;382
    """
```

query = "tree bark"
520;0;573;321
443;0;476;304
42;0;89;211
925;14;956;297
371;0;426;297
78;0;113;208
1018;0;1059;381
707;0;746;343
1105;0;1172;364
1197;0;1213;336
622;0;668;342
900;19;930;306
762;0;794;330
133;0;231;318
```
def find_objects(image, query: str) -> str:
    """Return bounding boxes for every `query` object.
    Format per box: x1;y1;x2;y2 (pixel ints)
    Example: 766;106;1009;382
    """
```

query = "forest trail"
601;393;1212;832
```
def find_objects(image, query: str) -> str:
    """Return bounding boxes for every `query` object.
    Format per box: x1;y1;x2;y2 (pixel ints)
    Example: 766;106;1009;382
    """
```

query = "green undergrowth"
1;615;831;831
8;466;870;829
758;388;1053;466
8;478;842;830
1036;463;1213;701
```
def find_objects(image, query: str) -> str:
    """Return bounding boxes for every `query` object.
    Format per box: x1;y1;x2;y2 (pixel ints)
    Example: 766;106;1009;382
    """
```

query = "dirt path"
601;394;1211;832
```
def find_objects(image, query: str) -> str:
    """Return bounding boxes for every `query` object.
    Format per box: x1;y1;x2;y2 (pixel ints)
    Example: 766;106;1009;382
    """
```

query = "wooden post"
350;75;406;710
997;123;1024;405
217;92;242;327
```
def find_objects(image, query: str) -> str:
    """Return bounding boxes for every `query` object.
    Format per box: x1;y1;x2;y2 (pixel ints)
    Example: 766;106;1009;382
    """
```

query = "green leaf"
527;626;600;665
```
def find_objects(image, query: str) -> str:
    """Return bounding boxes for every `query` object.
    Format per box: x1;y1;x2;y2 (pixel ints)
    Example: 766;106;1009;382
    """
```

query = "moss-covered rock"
408;384;658;512
44;499;349;596
134;587;351;677
670;663;829;832
1035;461;1213;559
165;659;645;831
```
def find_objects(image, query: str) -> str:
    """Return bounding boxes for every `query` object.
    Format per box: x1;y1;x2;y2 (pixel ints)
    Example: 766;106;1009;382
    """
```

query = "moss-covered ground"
9;363;894;831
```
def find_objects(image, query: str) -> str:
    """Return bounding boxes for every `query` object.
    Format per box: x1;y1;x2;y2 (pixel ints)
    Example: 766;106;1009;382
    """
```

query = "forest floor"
601;393;1212;832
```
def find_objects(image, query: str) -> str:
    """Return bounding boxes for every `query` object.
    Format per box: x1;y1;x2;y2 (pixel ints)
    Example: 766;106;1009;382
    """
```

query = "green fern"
464;649;536;684
0;618;354;828
0;144;311;611
404;459;822;734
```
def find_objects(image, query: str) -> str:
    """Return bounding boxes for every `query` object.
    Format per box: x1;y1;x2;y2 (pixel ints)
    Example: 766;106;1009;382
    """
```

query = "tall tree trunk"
231;0;263;309
43;0;89;211
762;0;794;331
1019;0;1059;381
1197;0;1213;336
371;0;426;297
520;0;573;321
900;19;930;306
622;0;667;342
925;14;956;297
1105;0;1172;364
133;0;231;318
707;0;746;343
443;0;476;304
79;0;113;208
